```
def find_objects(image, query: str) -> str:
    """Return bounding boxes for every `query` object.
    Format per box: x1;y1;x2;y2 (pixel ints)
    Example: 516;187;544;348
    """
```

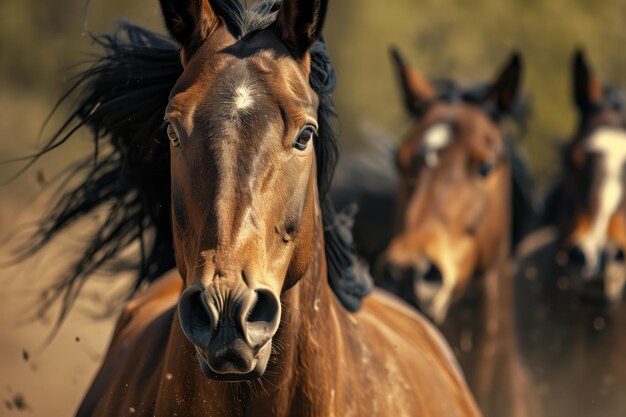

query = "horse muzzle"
178;282;281;381
563;243;626;309
378;258;453;324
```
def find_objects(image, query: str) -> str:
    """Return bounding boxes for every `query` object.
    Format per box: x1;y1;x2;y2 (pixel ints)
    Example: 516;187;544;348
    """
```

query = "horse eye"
293;126;316;151
478;162;493;177
166;123;180;147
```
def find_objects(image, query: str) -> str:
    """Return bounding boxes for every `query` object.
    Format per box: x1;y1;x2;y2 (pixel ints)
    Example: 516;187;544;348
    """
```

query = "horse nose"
178;285;280;350
380;261;414;288
380;260;443;286
381;262;403;283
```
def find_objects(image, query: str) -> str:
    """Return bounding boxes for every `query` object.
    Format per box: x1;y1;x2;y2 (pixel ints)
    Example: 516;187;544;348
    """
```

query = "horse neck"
448;166;539;416
159;205;342;417
275;219;348;415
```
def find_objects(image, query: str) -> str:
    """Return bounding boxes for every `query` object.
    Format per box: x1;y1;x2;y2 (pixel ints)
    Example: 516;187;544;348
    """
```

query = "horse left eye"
293;126;316;151
479;162;493;177
166;123;180;147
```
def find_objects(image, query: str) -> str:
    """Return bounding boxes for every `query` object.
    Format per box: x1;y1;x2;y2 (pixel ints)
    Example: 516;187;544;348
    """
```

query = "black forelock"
431;79;530;129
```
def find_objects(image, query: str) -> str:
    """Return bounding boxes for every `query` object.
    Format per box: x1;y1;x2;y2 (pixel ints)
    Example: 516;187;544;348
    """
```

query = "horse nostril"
244;289;280;347
178;287;216;348
615;248;625;263
568;246;587;269
247;289;279;324
423;263;443;284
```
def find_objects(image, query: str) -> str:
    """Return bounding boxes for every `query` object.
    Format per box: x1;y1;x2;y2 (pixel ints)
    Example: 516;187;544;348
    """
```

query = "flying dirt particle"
75;336;80;342
524;266;538;281
593;316;606;331
129;406;136;413
22;350;29;362
557;276;570;290
166;373;173;381
5;394;28;411
460;328;473;353
555;250;568;267
14;394;27;410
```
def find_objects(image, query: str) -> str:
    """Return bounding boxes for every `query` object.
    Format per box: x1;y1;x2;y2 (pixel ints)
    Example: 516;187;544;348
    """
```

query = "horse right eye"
293;125;317;151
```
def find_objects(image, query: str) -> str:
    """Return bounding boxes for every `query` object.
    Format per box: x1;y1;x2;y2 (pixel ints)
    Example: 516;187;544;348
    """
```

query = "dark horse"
516;49;626;417
368;49;538;417
22;1;482;416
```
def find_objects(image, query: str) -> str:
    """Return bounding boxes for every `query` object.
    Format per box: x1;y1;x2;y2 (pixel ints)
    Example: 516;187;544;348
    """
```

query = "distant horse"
516;49;626;417
27;1;482;416
543;50;626;305
369;49;538;417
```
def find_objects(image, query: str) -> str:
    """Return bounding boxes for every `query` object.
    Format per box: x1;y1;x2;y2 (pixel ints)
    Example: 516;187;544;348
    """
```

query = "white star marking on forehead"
234;84;254;111
421;123;452;167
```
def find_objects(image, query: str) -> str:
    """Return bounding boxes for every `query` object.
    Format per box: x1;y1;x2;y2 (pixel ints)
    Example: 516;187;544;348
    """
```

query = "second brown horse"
377;50;539;417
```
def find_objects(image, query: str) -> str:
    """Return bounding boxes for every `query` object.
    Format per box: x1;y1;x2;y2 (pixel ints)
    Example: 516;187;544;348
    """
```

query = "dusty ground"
0;91;125;417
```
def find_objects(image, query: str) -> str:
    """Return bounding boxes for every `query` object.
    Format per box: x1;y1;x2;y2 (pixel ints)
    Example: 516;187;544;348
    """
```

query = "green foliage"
2;0;626;182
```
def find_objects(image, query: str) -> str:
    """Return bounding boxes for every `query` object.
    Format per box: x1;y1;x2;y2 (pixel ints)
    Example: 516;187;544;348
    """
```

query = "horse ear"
487;52;522;113
573;49;603;112
274;0;329;57
390;47;436;117
159;0;221;56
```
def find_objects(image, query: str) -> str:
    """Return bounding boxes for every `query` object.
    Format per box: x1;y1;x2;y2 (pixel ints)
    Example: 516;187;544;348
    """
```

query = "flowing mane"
17;0;371;325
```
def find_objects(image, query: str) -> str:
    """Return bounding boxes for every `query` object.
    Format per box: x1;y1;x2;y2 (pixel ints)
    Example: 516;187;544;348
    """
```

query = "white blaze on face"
414;281;454;325
421;123;452;167
413;256;457;324
580;126;626;274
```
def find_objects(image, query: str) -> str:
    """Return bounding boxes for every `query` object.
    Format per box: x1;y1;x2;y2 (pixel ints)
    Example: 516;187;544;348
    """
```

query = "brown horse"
544;50;626;305
515;49;626;417
377;50;538;417
30;1;481;416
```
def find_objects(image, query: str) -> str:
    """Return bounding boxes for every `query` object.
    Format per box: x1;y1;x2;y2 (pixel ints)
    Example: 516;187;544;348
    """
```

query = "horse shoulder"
356;289;482;416
107;270;182;356
76;271;182;417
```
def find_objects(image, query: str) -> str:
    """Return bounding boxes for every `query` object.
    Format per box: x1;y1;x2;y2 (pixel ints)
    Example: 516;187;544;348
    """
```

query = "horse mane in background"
331;122;398;265
12;11;371;325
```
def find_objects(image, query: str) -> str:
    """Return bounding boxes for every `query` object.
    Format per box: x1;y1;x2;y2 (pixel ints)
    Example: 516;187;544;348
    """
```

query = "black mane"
431;78;531;128
16;0;371;325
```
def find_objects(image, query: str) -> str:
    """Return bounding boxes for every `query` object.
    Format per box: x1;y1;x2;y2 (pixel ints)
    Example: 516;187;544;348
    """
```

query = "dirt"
0;92;123;417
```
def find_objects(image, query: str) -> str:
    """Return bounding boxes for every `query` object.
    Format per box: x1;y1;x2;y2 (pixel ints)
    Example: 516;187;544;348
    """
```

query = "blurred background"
1;0;626;415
